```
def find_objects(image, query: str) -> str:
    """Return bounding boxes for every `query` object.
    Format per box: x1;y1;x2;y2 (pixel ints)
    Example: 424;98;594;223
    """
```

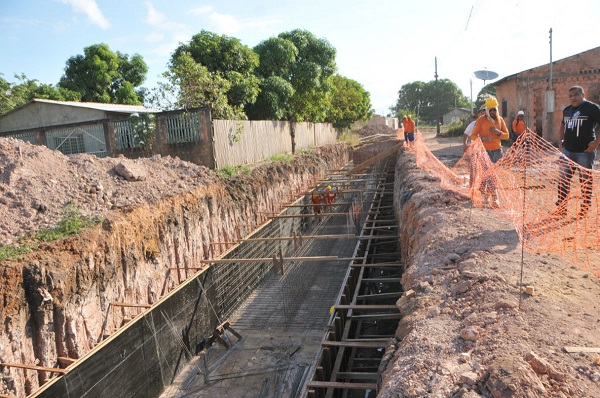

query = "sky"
2;0;600;116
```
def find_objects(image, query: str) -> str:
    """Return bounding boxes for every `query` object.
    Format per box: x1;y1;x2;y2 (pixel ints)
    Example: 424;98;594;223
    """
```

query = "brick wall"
495;46;600;143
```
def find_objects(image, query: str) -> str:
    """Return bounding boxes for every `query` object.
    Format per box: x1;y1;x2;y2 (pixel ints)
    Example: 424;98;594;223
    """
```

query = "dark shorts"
406;133;415;142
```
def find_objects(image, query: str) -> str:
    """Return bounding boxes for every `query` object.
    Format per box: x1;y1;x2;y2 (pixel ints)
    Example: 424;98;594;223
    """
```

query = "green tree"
152;52;244;119
172;31;260;111
326;75;373;129
250;29;337;122
394;79;470;122
59;43;148;104
0;73;79;115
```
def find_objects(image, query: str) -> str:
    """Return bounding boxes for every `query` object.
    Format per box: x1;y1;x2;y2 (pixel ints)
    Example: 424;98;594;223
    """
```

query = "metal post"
435;57;441;136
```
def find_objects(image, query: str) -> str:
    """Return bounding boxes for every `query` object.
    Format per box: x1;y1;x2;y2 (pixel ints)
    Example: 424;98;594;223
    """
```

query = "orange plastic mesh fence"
406;130;600;273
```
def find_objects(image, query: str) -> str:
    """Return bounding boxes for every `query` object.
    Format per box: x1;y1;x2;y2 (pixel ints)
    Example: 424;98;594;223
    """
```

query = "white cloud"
145;32;164;42
190;6;213;16
59;0;110;29
209;12;241;35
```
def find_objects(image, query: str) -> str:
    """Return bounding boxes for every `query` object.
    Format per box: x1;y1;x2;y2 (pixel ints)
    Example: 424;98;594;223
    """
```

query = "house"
0;99;215;167
442;107;471;125
491;46;600;143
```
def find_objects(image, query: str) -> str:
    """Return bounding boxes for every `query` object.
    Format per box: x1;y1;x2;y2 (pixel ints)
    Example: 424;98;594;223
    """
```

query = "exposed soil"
1;125;599;397
379;128;600;397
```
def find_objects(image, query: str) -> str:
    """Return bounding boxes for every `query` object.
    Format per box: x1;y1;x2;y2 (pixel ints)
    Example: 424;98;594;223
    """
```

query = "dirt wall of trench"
0;144;351;398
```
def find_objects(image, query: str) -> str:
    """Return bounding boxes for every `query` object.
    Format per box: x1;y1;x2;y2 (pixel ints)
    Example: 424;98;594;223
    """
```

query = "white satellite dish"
473;70;499;85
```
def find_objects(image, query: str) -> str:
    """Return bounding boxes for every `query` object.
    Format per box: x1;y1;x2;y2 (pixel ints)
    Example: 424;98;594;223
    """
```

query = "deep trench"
158;155;401;398
25;146;401;398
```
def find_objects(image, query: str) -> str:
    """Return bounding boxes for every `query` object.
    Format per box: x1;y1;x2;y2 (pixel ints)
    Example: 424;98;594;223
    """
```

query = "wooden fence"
213;120;338;168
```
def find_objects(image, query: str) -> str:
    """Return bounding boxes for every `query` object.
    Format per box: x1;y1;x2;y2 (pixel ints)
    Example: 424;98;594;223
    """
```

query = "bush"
338;131;360;147
215;164;251;178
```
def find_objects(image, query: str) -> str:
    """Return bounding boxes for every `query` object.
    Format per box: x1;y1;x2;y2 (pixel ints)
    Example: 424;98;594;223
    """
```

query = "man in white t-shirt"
463;108;485;152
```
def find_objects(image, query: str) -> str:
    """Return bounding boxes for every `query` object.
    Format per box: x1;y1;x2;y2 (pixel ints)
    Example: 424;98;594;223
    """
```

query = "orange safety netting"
406;130;600;273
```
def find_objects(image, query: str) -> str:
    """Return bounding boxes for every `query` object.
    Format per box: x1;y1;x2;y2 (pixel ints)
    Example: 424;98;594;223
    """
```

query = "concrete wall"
495;46;600;143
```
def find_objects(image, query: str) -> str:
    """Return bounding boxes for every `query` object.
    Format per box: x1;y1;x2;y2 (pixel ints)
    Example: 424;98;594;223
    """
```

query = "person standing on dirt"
404;115;416;146
511;110;527;145
471;97;510;208
402;115;409;141
553;85;600;218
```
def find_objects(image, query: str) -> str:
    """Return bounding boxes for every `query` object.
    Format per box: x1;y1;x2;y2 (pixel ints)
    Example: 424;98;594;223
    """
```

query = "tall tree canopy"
250;29;337;122
171;30;260;111
152;52;245;119
394;79;470;122
325;75;373;129
59;43;147;104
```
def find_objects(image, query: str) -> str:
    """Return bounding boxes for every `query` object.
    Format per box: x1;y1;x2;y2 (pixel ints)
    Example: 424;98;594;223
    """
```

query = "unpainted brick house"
492;46;600;143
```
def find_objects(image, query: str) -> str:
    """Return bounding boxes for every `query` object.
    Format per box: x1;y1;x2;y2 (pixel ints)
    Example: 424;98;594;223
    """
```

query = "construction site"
1;128;600;398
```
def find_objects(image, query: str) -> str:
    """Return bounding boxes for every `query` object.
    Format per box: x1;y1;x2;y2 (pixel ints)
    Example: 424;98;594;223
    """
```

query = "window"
501;99;508;117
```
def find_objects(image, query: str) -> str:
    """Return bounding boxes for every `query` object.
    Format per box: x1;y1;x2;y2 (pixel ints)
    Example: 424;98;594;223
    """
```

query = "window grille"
115;120;138;149
166;112;201;144
7;131;36;144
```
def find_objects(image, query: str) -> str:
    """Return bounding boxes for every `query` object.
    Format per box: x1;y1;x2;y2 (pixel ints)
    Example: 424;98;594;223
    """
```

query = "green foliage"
249;29;337;123
215;164;252;178
0;206;102;262
326;75;373;129
338;131;360;147
270;153;293;162
129;113;157;150
59;43;147;104
394;79;471;122
171;31;260;111
0;73;80;114
445;118;467;137
153;52;246;119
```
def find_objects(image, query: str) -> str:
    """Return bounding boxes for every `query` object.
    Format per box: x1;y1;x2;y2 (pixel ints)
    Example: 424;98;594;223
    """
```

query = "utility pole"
547;28;555;140
435;57;440;137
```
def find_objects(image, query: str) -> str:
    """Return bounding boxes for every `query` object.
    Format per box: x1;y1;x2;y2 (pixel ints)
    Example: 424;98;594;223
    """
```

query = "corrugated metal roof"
31;99;160;113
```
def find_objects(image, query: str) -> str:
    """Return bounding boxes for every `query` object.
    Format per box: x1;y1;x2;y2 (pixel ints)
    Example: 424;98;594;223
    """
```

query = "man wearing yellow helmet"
471;96;509;208
323;185;336;212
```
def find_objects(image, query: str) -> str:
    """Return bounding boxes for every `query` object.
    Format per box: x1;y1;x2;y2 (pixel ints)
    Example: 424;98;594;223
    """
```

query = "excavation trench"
159;157;401;398
16;141;403;398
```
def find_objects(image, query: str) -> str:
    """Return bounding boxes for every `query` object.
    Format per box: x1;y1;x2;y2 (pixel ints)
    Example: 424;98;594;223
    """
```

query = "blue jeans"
557;148;596;206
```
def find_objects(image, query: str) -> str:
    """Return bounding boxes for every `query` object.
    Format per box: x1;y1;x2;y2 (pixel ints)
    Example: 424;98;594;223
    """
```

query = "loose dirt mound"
354;123;397;137
0;137;217;246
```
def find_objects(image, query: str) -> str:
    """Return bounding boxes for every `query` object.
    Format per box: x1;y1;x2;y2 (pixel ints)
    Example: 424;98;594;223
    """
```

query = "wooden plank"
564;346;600;353
321;341;388;348
334;305;398;311
336;372;379;381
306;381;377;390
349;313;402;321
57;357;77;366
348;142;403;174
110;302;151;309
0;363;68;374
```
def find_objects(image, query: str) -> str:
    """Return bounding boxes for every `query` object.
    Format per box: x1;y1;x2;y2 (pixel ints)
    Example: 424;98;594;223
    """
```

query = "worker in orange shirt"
511;110;527;145
323;185;336;212
311;192;323;222
471;97;510;208
404;115;415;146
401;115;408;141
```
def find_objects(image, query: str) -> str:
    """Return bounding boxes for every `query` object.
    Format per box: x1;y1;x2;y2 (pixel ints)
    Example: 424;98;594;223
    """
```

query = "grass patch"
215;164;252;178
338;131;360;147
0;206;102;262
270;153;294;163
